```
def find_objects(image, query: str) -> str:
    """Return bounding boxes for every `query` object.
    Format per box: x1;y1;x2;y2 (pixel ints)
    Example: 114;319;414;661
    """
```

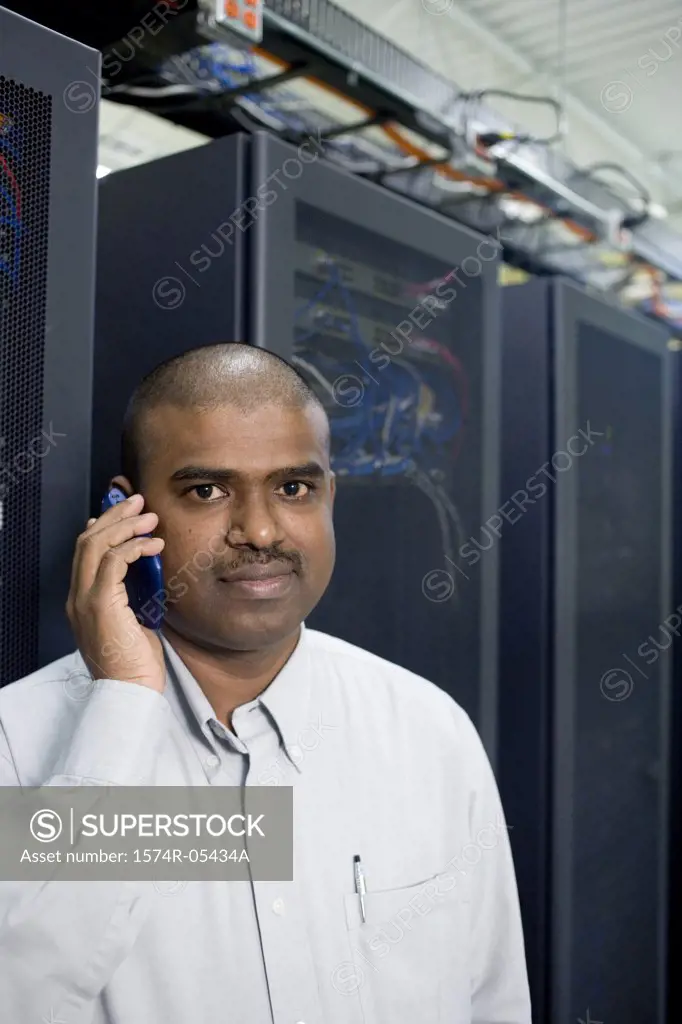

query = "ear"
109;475;134;496
329;471;336;508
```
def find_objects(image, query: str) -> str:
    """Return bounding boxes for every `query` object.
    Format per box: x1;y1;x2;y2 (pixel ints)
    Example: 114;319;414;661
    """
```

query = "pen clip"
353;854;367;924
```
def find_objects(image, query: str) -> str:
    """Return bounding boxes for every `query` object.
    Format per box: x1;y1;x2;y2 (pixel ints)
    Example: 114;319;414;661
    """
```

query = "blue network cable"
0;137;19;160
294;261;427;476
0;121;22;281
294;271;377;474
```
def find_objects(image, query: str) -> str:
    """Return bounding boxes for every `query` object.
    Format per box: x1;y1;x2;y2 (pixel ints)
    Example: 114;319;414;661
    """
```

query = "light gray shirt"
0;624;531;1024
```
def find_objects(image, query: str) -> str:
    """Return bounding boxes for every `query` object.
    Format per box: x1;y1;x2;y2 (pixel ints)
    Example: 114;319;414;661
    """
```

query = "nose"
225;490;284;550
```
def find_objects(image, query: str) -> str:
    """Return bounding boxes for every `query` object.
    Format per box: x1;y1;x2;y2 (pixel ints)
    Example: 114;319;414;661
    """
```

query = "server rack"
668;344;682;1021
92;133;249;504
499;278;672;1024
0;9;99;683
93;130;501;754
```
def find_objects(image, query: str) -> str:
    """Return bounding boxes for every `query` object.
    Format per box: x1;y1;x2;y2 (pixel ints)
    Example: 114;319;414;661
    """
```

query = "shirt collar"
158;624;312;771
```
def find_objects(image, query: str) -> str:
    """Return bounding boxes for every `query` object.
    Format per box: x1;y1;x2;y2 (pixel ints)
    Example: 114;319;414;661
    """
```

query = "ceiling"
95;0;682;233
336;0;682;224
98;98;208;176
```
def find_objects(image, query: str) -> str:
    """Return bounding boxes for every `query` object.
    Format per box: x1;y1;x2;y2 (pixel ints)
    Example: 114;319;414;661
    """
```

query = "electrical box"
198;0;263;44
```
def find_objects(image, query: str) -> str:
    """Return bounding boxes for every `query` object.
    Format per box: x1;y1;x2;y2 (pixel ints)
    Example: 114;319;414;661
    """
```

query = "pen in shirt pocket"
353;854;367;924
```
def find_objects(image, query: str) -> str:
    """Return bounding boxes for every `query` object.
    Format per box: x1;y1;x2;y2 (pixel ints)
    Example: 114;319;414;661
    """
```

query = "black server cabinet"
499;278;672;1024
92;133;249;506
0;10;99;683
250;133;501;752
93;131;501;752
669;345;682;1021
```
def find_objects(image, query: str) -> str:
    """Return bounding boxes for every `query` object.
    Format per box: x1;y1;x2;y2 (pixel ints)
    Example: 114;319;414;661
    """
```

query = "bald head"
121;342;329;488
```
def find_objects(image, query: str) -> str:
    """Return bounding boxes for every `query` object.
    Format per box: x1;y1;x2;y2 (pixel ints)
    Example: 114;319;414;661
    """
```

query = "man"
0;343;530;1023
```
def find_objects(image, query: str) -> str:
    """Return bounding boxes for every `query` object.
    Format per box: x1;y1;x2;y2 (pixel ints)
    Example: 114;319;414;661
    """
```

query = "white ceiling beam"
489;2;681;49
435;0;681;202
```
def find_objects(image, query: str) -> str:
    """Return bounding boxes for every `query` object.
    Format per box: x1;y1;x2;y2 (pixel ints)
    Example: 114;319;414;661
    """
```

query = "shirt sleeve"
456;709;532;1024
0;680;172;1024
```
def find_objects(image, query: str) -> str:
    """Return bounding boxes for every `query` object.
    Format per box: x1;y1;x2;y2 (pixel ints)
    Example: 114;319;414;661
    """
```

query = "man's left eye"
278;481;310;498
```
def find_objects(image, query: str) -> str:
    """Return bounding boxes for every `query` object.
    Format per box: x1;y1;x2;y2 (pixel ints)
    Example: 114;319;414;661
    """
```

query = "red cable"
0;153;21;218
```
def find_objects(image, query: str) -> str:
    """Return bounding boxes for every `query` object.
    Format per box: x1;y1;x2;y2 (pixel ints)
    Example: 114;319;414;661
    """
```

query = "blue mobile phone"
100;487;165;630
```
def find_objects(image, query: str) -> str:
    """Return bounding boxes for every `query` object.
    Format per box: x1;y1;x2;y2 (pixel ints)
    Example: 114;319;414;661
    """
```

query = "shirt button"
205;755;220;768
272;898;285;915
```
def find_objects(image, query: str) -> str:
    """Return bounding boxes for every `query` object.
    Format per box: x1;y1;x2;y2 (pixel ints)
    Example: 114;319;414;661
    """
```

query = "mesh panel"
0;76;52;685
572;326;663;1021
293;200;486;723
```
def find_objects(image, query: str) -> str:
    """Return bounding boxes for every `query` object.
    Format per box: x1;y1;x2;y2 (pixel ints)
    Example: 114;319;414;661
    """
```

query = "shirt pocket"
343;870;471;1024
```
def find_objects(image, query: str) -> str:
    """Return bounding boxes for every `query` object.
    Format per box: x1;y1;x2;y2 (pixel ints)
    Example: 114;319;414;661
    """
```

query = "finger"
91;535;165;600
89;492;144;530
71;512;158;600
71;508;159;598
79;516;160;598
88;511;158;548
70;494;144;597
86;518;97;528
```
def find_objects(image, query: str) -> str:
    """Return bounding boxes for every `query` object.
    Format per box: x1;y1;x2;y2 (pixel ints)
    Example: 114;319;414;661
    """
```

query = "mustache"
217;548;303;575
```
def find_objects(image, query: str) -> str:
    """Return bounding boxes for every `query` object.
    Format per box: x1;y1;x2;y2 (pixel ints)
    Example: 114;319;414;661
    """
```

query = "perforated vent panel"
571;325;664;1020
0;76;52;685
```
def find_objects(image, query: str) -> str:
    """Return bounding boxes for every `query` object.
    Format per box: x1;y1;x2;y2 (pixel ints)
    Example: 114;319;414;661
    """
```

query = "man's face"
117;401;335;652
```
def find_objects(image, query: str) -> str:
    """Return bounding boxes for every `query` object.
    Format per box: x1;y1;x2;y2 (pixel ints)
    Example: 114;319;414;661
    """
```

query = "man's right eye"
189;485;226;502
